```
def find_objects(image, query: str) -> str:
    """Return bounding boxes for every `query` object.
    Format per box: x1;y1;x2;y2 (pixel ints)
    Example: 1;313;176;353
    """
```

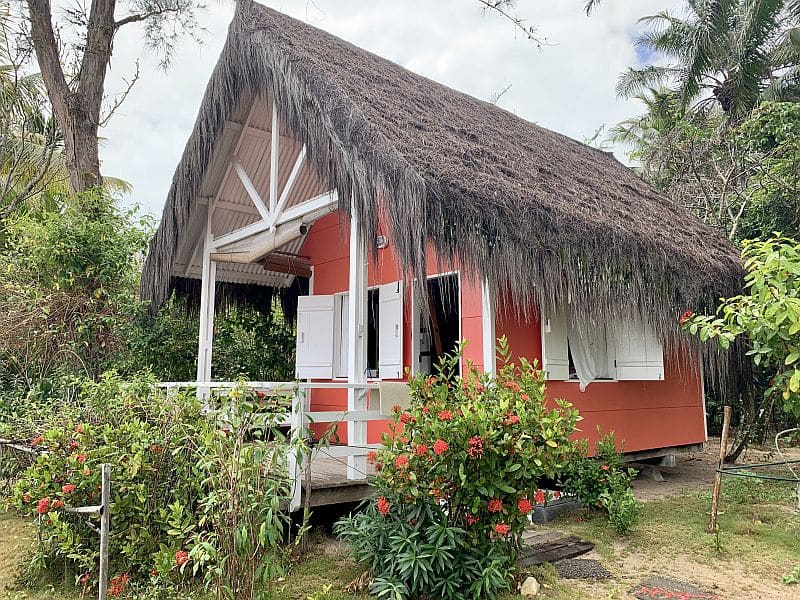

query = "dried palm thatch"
142;1;742;353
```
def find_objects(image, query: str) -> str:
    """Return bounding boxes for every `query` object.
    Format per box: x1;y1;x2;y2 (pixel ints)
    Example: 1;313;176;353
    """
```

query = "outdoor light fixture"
376;235;389;249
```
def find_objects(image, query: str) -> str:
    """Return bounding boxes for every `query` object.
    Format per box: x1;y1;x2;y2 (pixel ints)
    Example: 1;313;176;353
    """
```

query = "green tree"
617;0;800;119
686;235;800;420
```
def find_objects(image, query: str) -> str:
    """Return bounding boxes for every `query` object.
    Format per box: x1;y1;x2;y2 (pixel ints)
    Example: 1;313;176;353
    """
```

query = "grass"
1;477;798;599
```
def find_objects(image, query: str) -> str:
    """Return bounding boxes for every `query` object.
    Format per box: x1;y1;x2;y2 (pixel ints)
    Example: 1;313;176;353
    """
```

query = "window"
334;289;380;378
541;306;664;389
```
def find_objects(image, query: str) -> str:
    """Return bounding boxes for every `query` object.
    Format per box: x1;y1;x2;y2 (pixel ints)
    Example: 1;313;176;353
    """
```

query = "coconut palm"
617;0;800;119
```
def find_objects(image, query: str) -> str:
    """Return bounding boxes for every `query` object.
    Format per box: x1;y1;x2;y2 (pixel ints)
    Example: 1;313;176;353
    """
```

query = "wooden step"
517;535;595;566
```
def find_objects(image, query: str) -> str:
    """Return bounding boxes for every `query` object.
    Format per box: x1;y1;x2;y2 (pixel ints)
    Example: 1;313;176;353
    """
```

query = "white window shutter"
612;316;664;381
541;308;570;380
379;281;404;379
295;295;335;379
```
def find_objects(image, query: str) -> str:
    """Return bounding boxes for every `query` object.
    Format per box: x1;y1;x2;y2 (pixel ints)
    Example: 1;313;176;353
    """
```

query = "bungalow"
141;1;742;477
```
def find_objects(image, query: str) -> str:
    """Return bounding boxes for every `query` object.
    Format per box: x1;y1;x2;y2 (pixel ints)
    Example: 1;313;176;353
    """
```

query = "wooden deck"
298;456;375;508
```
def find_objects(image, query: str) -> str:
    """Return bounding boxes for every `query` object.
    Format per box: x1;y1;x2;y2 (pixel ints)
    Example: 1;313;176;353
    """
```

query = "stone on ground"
520;576;540;597
553;558;612;580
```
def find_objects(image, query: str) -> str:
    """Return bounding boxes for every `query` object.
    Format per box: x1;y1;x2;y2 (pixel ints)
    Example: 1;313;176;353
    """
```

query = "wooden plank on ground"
517;535;594;566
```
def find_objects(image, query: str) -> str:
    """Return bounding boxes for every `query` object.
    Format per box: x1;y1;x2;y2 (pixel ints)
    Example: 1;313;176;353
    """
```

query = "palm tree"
616;0;800;119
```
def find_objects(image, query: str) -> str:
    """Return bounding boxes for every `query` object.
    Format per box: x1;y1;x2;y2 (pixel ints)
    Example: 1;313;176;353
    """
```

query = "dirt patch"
631;439;800;502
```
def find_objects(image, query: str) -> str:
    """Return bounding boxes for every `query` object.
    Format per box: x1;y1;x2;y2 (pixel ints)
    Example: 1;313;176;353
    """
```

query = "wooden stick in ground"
709;406;732;533
300;446;312;556
98;463;111;600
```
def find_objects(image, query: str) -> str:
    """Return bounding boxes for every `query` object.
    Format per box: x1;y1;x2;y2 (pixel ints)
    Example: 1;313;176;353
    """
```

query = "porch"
160;381;385;511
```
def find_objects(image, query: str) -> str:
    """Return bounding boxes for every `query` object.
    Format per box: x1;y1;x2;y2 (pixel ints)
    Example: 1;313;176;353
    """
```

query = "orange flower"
679;310;695;325
394;455;409;469
437;410;454;421
414;443;428;457
494;523;511;535
175;550;189;567
376;496;390;516
36;497;50;514
62;484;76;494
51;500;64;510
534;490;546;504
76;454;87;463
517;498;533;514
31;436;43;445
601;465;610;471
366;450;377;463
433;439;449;455
488;498;503;513
504;414;520;426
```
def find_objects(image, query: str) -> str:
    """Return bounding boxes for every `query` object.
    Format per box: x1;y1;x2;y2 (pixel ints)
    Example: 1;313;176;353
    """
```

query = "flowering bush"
336;339;582;599
6;374;294;598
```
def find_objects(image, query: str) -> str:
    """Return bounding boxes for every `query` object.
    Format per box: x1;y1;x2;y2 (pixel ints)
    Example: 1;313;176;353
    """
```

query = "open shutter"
295;295;335;379
541;307;569;380
612;316;664;381
379;281;404;379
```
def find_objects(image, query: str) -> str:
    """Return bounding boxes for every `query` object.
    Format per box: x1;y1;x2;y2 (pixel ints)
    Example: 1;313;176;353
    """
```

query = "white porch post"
481;278;496;376
197;206;217;387
347;205;368;480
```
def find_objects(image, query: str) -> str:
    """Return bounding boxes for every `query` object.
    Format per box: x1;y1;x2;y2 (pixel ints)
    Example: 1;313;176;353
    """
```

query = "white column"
481;278;496;376
347;206;368;480
197;206;217;387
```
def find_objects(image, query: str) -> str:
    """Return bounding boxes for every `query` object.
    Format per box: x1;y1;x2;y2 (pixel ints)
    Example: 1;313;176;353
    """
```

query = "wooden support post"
709;405;732;533
347;204;368;480
196;205;217;394
287;389;304;512
98;464;111;600
481;278;496;376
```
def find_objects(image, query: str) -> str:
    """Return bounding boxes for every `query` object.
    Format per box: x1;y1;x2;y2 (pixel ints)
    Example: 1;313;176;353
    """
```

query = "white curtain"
567;318;608;392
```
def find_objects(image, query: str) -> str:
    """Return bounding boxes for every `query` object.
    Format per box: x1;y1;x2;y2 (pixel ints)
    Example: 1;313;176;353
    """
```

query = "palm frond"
616;65;680;98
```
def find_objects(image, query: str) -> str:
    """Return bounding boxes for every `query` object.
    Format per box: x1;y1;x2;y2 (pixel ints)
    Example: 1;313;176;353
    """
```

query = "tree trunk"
28;0;113;193
63;95;103;192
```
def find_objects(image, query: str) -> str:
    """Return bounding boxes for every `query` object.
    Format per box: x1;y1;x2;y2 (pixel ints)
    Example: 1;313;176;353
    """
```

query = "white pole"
346;203;368;480
481;278;496;376
98;464;111;600
197;205;217;392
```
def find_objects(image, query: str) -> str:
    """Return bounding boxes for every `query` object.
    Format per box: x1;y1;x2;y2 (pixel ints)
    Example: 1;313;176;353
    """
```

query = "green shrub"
560;432;639;534
336;339;583;599
6;375;294;598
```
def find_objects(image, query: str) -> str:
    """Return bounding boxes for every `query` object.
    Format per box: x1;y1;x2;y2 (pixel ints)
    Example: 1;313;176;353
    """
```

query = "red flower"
517;498;533;514
534;490;546;504
399;412;412;424
82;467;90;476
422;406;430;415
415;443;428;457
255;390;266;399
465;513;480;525
433;439;449;455
488;498;503;513
601;465;610;471
503;381;521;392
366;450;377;463
79;573;91;585
391;404;402;414
31;436;43;445
475;383;485;393
494;523;511;535
520;393;530;402
467;435;484;458
437;410;454;421
51;500;64;510
75;424;84;434
679;310;695;325
175;550;189;567
76;454;87;463
425;376;436;386
394;455;409;469
504;414;520;426
109;574;130;597
36;497;50;514
376;496;390;516
62;484;76;494
552;490;561;499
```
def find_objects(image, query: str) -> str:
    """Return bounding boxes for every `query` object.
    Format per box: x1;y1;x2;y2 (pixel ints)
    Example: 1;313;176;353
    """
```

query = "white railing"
158;381;385;510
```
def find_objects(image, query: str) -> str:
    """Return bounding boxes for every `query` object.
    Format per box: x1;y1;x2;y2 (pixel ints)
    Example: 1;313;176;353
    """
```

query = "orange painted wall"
299;212;484;443
300;212;706;453
495;308;706;454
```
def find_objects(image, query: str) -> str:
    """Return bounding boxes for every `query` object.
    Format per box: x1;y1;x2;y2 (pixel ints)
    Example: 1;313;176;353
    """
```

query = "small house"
142;1;742;471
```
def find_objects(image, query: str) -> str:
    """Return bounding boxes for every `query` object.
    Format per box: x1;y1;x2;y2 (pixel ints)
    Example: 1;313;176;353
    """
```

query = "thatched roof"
142;0;742;343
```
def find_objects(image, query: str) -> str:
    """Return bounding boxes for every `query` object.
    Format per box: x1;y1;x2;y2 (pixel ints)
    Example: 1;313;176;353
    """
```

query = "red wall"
300;213;484;443
300;212;706;453
495;308;706;454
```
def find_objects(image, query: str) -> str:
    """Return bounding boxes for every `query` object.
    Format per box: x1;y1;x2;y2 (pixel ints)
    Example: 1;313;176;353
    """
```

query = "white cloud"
99;0;682;217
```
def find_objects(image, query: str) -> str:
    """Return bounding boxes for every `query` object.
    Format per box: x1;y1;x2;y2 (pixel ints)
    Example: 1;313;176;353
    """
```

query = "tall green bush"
336;340;583;599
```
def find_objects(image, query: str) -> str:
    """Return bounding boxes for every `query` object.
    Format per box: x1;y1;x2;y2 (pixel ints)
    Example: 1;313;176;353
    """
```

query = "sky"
99;0;682;217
